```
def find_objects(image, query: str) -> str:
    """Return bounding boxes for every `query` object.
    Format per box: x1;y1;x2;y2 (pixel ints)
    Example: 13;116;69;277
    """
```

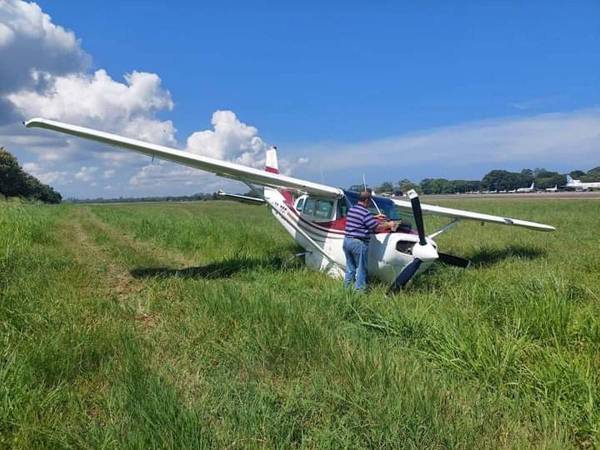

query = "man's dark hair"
359;190;372;202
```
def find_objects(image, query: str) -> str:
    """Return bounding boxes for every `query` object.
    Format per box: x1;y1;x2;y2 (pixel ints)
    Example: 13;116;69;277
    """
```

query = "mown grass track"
1;198;599;448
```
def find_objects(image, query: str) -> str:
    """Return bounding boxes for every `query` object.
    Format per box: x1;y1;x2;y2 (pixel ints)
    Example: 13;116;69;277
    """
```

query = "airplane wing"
391;198;555;232
25;118;342;199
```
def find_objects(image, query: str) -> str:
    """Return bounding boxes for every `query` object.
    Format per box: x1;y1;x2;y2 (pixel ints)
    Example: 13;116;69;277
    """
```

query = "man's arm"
375;220;396;233
364;211;395;233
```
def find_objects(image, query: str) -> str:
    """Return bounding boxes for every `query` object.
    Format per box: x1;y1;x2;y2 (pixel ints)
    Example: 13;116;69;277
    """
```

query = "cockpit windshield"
343;190;413;225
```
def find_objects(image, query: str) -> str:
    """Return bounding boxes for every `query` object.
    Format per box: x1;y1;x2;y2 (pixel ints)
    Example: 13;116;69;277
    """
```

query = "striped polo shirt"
344;204;378;240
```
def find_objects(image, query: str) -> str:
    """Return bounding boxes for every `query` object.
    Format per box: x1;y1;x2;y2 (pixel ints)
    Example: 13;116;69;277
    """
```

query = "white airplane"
545;185;558;192
566;175;600;191
25;118;556;290
516;182;535;193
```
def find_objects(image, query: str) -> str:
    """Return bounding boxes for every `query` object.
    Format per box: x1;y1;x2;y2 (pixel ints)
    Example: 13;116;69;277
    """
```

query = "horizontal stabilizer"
217;190;266;205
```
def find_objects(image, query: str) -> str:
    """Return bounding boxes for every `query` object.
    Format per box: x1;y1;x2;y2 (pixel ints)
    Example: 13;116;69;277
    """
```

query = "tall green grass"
1;198;599;448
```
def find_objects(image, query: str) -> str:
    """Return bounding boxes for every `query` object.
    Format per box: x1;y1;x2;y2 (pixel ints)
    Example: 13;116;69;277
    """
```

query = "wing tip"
24;117;46;128
528;223;556;232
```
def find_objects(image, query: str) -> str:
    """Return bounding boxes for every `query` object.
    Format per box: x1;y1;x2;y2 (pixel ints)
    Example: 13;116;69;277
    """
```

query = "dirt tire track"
59;206;200;328
83;207;193;267
59;207;145;302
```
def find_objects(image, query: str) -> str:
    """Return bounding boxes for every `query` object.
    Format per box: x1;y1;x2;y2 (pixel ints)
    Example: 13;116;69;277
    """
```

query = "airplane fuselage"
264;187;433;283
566;180;600;191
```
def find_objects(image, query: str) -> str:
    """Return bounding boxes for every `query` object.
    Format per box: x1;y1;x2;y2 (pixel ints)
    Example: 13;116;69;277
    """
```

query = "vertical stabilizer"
265;146;279;174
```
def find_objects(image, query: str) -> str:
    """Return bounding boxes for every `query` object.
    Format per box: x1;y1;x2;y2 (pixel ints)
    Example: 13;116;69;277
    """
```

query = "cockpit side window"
314;199;334;220
295;197;305;212
303;198;316;216
300;197;335;221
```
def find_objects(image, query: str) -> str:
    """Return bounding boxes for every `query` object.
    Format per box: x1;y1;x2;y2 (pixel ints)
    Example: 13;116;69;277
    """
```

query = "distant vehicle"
25;117;556;290
545;185;558;192
566;175;600;191
516;182;535;193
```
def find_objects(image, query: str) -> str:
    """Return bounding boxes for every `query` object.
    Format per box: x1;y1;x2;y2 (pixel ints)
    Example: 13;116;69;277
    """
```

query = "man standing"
343;191;396;291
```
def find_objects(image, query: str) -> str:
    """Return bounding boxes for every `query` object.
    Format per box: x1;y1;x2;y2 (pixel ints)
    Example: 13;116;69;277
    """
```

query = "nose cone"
412;242;438;262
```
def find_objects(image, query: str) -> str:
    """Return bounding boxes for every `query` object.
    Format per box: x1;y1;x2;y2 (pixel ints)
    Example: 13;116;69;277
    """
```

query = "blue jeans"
343;237;369;291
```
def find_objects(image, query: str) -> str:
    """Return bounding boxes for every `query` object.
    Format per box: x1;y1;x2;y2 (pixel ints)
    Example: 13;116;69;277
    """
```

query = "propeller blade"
390;258;422;291
438;252;471;268
407;190;426;245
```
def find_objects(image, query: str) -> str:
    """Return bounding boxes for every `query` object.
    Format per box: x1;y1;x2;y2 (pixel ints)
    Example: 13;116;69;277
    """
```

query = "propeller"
390;190;470;291
390;190;437;290
438;252;471;268
391;258;422;290
409;189;427;246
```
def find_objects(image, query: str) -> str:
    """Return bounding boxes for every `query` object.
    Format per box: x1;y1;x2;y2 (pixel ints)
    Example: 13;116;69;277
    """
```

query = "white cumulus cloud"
185;110;268;166
183;110;306;174
74;165;98;182
22;161;69;185
128;160;245;194
127;110;307;190
0;0;89;96
8;69;176;145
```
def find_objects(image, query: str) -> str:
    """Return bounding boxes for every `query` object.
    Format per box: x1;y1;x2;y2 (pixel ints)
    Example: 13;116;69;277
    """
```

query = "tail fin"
566;175;573;183
265;146;279;174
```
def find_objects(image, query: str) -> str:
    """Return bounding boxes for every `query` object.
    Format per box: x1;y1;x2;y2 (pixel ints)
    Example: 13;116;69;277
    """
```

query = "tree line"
0;147;62;204
363;167;600;195
68;193;218;203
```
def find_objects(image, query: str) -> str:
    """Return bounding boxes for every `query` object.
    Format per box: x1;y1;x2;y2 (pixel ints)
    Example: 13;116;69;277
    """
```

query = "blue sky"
2;0;600;197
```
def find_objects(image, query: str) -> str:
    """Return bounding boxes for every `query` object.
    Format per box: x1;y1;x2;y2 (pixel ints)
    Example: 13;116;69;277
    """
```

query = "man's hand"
374;219;398;233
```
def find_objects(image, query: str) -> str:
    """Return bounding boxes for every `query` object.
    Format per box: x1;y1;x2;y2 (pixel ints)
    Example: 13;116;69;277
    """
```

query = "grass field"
1;197;599;448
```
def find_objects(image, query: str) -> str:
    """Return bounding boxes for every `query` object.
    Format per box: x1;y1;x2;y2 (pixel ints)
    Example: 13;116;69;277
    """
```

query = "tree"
420;178;453;194
582;167;600;182
397;178;420;194
521;169;534;178
0;147;62;203
587;166;600;176
376;181;394;193
451;180;480;193
481;170;532;191
0;147;27;197
533;170;566;189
